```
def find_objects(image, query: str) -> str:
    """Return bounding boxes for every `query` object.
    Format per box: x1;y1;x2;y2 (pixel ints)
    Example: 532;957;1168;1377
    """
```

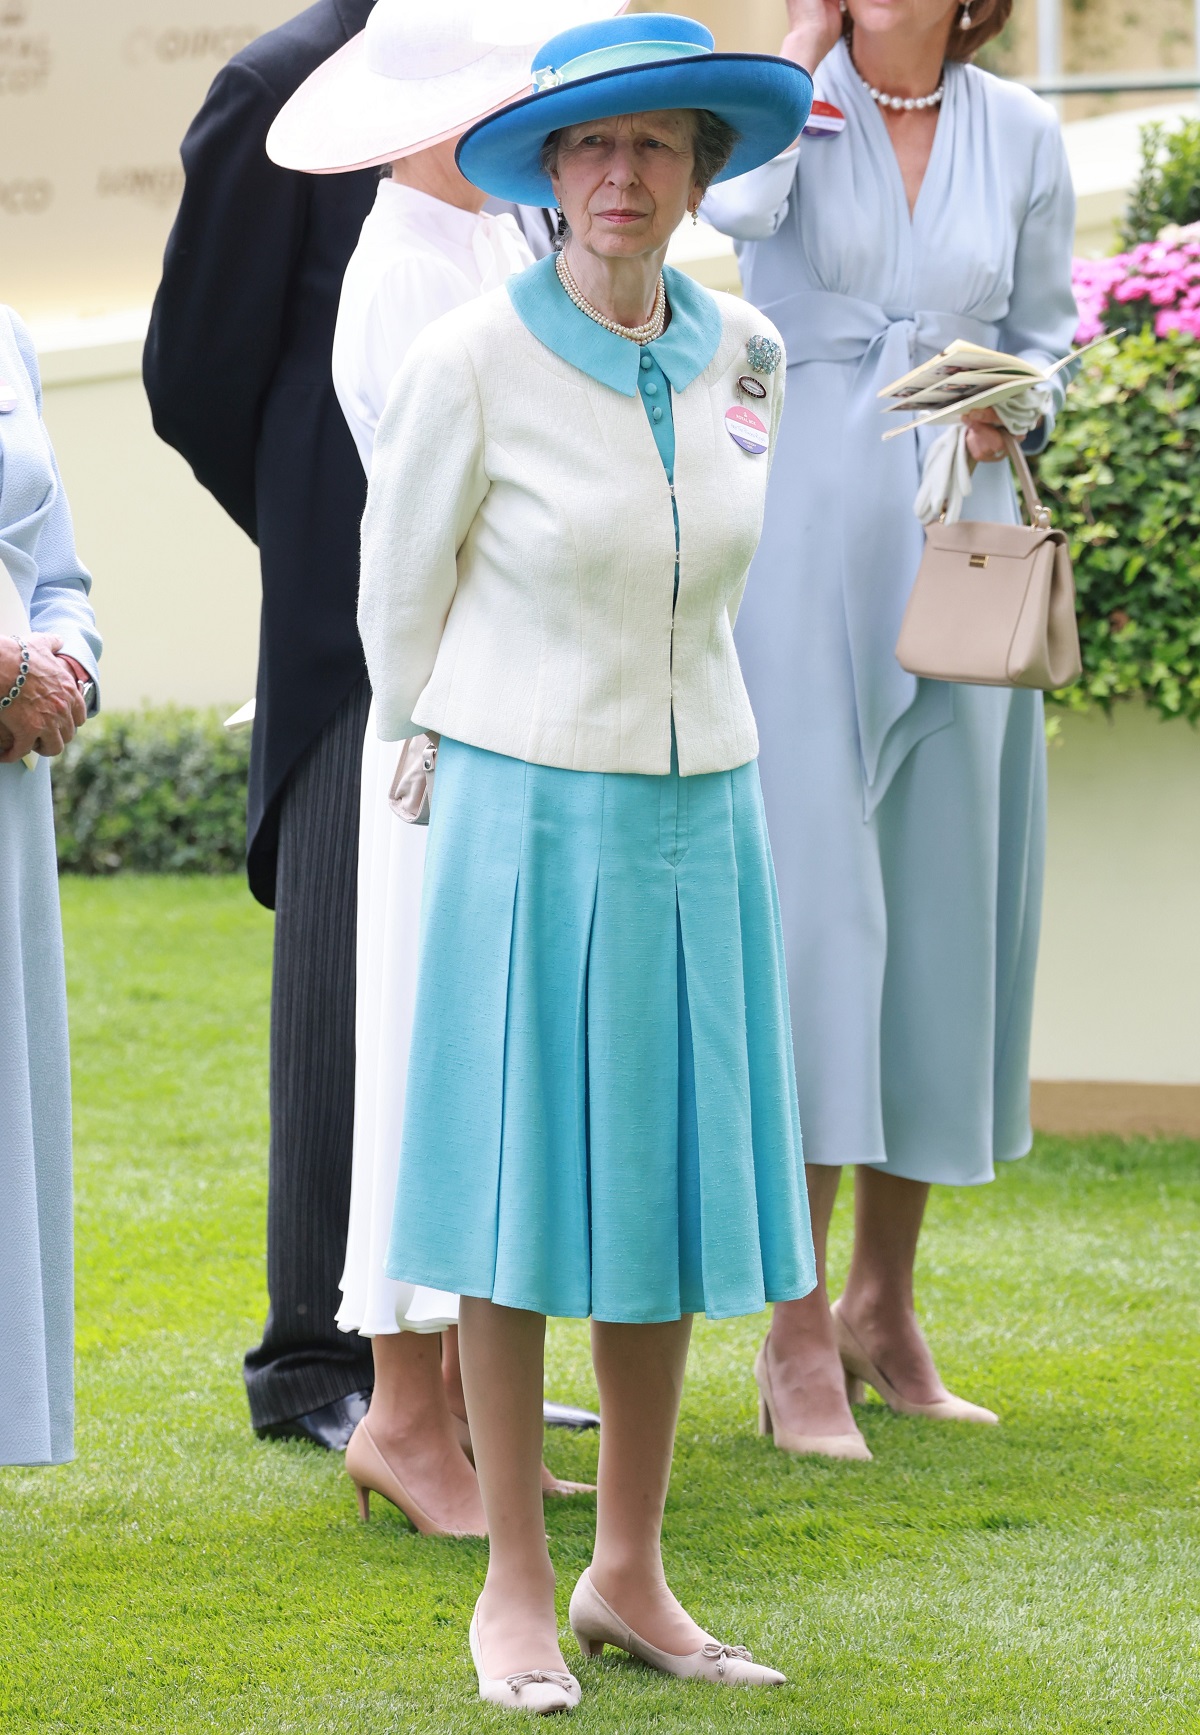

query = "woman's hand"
963;407;1009;464
0;633;87;763
783;0;844;72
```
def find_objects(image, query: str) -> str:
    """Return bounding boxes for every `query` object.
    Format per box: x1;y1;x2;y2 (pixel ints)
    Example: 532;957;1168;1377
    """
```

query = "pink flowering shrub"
1073;231;1200;343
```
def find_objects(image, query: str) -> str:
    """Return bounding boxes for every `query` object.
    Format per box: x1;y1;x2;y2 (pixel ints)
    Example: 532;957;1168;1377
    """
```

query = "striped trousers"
243;677;376;1427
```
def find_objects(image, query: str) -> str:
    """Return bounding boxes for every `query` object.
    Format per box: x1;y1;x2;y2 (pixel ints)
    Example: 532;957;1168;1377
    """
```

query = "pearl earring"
691;206;699;226
960;2;972;25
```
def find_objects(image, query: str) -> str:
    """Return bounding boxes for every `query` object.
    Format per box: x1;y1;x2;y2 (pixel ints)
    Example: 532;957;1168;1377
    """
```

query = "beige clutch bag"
895;431;1082;691
388;733;439;825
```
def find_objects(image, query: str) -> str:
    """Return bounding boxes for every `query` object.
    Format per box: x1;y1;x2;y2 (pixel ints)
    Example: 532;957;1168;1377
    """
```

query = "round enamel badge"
725;404;769;456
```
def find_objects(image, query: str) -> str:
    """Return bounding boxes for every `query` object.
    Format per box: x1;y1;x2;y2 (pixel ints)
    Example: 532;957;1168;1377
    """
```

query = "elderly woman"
358;13;815;1713
265;0;617;1538
703;0;1078;1459
0;306;101;1467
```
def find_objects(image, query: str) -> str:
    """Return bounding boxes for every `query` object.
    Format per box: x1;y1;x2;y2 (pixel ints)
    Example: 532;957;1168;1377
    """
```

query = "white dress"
332;179;532;1334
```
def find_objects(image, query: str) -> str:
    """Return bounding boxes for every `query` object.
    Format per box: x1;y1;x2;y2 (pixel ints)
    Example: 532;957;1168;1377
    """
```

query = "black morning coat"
144;0;378;908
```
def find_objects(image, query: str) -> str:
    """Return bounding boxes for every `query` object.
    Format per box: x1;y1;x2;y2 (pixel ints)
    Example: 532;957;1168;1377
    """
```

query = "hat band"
532;39;709;93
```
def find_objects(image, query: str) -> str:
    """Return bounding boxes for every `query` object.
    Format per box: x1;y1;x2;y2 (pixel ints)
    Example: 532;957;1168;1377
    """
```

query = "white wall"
1032;706;1200;1085
39;339;261;714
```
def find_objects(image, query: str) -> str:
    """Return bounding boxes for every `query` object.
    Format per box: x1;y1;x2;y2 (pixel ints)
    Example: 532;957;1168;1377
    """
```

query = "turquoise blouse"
507;254;722;486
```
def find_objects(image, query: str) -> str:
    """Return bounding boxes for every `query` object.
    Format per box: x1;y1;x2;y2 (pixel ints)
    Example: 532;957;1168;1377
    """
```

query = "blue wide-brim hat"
456;13;813;208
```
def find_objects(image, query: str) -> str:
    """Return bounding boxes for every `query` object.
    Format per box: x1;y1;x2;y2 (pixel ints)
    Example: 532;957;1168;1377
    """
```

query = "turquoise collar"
507;254;722;398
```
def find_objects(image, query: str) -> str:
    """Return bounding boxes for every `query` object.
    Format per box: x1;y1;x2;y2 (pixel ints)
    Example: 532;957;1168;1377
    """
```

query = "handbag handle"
1001;429;1052;530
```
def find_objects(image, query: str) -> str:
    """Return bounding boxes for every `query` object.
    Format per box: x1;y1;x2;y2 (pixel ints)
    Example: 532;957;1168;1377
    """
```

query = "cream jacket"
358;284;785;777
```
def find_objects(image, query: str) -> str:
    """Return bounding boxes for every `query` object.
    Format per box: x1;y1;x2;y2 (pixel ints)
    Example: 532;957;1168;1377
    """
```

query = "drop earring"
959;2;972;26
691;206;699;226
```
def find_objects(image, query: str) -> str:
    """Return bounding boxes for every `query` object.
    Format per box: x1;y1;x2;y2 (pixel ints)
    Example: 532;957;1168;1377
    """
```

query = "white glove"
993;382;1053;438
914;424;974;525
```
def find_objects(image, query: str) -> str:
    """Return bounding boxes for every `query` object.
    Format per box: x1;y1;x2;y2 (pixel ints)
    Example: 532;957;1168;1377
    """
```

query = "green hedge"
1036;329;1200;723
53;706;249;874
1121;118;1200;246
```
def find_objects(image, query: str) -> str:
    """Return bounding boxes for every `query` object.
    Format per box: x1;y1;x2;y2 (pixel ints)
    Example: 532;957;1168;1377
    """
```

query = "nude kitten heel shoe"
568;1569;786;1687
753;1338;873;1462
832;1303;999;1424
345;1416;486;1537
469;1601;581;1714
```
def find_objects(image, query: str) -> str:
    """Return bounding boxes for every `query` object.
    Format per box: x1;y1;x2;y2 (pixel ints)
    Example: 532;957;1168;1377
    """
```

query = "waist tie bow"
761;289;1001;810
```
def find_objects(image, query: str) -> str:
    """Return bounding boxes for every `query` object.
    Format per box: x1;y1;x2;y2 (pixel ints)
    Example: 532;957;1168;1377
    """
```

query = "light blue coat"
0;307;101;1465
704;47;1078;1184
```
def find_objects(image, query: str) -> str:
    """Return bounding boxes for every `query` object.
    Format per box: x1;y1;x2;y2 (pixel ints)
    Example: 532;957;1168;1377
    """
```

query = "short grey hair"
539;108;739;197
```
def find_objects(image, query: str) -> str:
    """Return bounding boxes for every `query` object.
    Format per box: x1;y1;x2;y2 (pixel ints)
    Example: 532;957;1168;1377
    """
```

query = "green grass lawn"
1;876;1197;1733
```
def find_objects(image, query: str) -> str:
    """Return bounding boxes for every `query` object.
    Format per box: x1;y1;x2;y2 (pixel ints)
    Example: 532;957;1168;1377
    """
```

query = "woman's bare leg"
762;1163;859;1435
365;1331;486;1532
444;1318;594;1498
836;1166;946;1404
440;1324;466;1417
588;1316;707;1654
458;1299;565;1676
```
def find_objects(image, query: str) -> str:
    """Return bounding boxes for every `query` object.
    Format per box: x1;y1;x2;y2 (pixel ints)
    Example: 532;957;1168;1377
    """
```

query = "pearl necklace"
854;61;945;111
555;250;667;345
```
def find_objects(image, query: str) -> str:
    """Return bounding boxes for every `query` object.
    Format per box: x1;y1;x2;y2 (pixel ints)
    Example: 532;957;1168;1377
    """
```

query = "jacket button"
643;380;659;397
652;405;664;422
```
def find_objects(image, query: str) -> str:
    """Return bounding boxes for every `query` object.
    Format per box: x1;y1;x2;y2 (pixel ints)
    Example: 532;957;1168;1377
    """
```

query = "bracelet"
0;636;30;710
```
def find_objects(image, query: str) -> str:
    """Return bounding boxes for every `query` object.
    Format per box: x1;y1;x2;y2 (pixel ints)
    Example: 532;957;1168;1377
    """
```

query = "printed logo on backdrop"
0;176;52;215
124;23;261;67
0;0;50;97
98;166;187;208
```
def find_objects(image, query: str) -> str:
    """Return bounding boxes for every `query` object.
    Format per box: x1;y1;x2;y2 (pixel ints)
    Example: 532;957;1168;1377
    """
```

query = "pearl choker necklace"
555;250;667;345
854;62;945;111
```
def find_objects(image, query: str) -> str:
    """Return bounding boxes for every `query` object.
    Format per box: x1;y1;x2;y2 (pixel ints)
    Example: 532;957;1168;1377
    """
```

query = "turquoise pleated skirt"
385;738;816;1324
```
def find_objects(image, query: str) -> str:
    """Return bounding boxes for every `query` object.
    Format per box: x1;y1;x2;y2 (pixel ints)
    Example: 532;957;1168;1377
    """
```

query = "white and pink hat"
267;0;629;175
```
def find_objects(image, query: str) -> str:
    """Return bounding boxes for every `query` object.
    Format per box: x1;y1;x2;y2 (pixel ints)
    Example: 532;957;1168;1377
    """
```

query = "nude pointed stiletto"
344;1416;487;1537
753;1338;873;1462
832;1302;999;1425
569;1570;786;1687
470;1600;581;1714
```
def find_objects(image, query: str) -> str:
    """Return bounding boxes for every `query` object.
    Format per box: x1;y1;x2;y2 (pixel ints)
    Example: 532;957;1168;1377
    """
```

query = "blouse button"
640;353;653;370
643;380;659;397
652;405;664;422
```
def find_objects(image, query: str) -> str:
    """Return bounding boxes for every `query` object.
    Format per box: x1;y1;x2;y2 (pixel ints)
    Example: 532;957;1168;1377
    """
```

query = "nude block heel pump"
832;1302;999;1425
753;1337;872;1462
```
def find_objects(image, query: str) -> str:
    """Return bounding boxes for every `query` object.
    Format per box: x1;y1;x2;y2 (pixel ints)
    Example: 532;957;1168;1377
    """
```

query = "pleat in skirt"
386;738;816;1324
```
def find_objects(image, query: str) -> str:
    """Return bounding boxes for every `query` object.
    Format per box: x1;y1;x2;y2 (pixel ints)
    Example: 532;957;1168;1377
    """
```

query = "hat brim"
266;33;538;174
456;54;814;208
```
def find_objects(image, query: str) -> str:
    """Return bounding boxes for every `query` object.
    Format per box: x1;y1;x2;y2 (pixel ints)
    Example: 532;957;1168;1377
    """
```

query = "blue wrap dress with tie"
703;44;1079;1184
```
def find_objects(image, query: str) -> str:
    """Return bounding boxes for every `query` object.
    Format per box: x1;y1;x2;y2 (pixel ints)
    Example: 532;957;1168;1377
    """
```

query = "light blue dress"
703;45;1079;1185
0;308;101;1466
386;260;816;1324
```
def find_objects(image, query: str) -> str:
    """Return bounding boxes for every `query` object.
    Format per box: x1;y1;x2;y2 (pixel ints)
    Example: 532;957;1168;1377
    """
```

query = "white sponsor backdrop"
0;0;297;320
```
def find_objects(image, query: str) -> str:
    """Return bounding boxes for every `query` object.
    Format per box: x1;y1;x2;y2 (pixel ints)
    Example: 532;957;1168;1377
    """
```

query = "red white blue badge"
0;379;16;414
725;405;769;456
802;101;846;140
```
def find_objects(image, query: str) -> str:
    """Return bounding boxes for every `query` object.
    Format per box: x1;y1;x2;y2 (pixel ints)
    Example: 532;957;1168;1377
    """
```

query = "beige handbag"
895;431;1082;690
388;732;439;825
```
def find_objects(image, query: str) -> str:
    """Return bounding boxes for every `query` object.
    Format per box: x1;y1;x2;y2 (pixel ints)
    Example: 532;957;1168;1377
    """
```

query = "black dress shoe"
255;1389;372;1452
543;1400;600;1431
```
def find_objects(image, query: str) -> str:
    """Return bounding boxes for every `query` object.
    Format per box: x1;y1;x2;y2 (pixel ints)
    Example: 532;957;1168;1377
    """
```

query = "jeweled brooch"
746;334;782;376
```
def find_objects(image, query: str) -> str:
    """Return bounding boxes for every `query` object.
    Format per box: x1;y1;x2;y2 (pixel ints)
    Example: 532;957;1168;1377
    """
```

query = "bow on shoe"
701;1642;753;1677
506;1670;577;1692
